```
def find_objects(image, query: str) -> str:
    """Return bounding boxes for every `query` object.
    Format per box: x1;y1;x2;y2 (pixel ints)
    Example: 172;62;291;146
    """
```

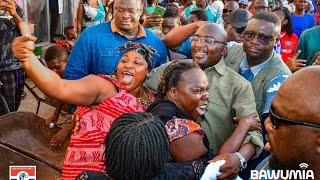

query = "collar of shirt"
205;58;226;76
111;19;146;38
240;51;274;77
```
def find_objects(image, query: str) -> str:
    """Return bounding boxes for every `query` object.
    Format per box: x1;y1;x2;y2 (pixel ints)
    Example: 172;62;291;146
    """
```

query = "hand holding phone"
153;5;166;18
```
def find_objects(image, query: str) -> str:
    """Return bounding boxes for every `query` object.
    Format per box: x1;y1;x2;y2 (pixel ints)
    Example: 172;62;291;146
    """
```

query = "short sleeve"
176;39;192;58
64;29;92;80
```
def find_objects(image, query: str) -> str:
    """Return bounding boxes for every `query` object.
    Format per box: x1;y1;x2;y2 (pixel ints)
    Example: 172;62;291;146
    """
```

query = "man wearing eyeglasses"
222;0;239;28
225;9;252;43
252;0;269;14
225;11;291;128
253;66;320;179
146;22;264;179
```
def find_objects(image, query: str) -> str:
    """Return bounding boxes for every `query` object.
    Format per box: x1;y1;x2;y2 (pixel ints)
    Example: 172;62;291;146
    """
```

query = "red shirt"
280;32;299;63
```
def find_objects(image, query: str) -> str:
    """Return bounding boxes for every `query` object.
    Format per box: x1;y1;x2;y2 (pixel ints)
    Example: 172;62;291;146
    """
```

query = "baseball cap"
238;0;249;6
268;0;277;7
226;9;252;28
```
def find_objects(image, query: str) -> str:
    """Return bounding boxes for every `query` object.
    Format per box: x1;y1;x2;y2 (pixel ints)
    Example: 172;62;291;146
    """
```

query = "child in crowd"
44;46;75;147
64;26;77;49
189;9;208;23
56;26;77;51
159;5;187;61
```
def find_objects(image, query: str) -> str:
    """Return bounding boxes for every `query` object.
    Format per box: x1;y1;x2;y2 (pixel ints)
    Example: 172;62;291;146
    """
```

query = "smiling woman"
12;38;158;179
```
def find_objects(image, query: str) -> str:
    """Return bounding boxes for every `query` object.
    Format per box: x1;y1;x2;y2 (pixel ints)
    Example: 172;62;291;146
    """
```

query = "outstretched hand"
286;50;306;72
12;36;37;63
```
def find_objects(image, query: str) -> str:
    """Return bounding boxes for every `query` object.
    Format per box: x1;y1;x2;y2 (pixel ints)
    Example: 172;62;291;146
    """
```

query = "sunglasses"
269;106;320;129
254;6;268;10
223;9;233;13
243;31;274;45
234;26;246;34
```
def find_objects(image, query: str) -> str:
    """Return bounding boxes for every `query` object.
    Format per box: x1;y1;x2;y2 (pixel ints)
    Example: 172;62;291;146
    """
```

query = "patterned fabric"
166;118;204;143
82;0;105;31
0;4;24;71
61;75;155;180
116;42;160;70
0;69;26;115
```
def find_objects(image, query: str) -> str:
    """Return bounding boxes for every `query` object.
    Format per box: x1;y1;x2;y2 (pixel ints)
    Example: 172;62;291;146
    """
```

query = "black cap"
226;9;252;28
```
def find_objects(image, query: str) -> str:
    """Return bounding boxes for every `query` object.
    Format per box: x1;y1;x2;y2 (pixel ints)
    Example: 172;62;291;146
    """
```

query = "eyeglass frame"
223;9;234;13
243;31;276;45
189;36;226;45
254;6;268;10
269;105;320;129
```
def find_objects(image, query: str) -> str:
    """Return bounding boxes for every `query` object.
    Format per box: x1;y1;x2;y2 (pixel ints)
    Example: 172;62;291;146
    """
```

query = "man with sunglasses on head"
253;66;320;180
222;0;239;28
225;9;252;44
224;11;291;177
146;21;264;180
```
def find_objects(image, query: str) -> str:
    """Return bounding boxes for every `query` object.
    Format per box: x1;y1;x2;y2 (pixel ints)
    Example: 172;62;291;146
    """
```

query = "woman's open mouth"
120;71;134;85
195;104;207;116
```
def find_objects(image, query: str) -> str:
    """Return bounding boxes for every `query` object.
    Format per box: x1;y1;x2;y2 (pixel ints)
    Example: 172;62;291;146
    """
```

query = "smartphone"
153;5;166;18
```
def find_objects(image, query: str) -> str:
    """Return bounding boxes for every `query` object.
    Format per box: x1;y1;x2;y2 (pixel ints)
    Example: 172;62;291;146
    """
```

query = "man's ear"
274;35;281;46
221;46;228;57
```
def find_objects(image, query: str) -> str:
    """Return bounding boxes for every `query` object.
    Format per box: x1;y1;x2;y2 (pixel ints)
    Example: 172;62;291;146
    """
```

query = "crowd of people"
1;0;320;179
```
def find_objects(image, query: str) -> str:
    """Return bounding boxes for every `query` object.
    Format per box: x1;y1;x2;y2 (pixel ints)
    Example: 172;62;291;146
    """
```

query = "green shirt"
145;59;264;158
296;26;320;66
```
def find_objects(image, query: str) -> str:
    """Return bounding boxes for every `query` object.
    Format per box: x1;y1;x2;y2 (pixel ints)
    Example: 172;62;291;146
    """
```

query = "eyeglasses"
269;106;320;129
190;36;226;45
254;6;268;10
243;31;274;45
234;26;246;34
223;9;234;13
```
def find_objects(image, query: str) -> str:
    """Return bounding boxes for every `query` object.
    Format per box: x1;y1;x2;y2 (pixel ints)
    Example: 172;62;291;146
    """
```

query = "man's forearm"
238;142;256;161
163;21;206;49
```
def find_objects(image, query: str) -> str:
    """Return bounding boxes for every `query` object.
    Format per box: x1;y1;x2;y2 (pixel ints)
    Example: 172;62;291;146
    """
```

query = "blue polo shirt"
64;21;167;80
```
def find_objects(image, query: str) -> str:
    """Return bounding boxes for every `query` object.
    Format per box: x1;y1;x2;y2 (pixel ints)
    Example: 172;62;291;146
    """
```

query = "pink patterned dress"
61;75;154;180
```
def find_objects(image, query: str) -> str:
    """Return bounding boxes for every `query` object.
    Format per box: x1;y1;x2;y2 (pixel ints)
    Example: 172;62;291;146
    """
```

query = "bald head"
224;1;240;10
273;67;320;125
196;23;228;43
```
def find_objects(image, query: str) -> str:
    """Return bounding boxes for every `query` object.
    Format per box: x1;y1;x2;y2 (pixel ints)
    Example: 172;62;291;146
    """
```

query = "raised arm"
163;21;207;49
12;36;116;107
3;0;24;32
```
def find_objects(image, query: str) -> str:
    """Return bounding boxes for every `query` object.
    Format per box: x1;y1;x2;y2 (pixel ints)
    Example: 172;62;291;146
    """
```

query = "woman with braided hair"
146;60;262;178
12;37;158;179
76;112;171;180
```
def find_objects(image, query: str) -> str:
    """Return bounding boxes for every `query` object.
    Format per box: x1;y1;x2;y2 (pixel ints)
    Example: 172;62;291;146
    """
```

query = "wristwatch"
234;152;247;171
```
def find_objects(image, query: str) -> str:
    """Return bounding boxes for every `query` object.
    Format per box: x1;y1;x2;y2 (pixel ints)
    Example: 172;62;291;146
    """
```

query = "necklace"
137;90;150;108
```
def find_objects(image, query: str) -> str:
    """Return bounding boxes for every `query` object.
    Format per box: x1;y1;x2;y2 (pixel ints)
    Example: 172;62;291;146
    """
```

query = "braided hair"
157;60;201;99
104;112;169;180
